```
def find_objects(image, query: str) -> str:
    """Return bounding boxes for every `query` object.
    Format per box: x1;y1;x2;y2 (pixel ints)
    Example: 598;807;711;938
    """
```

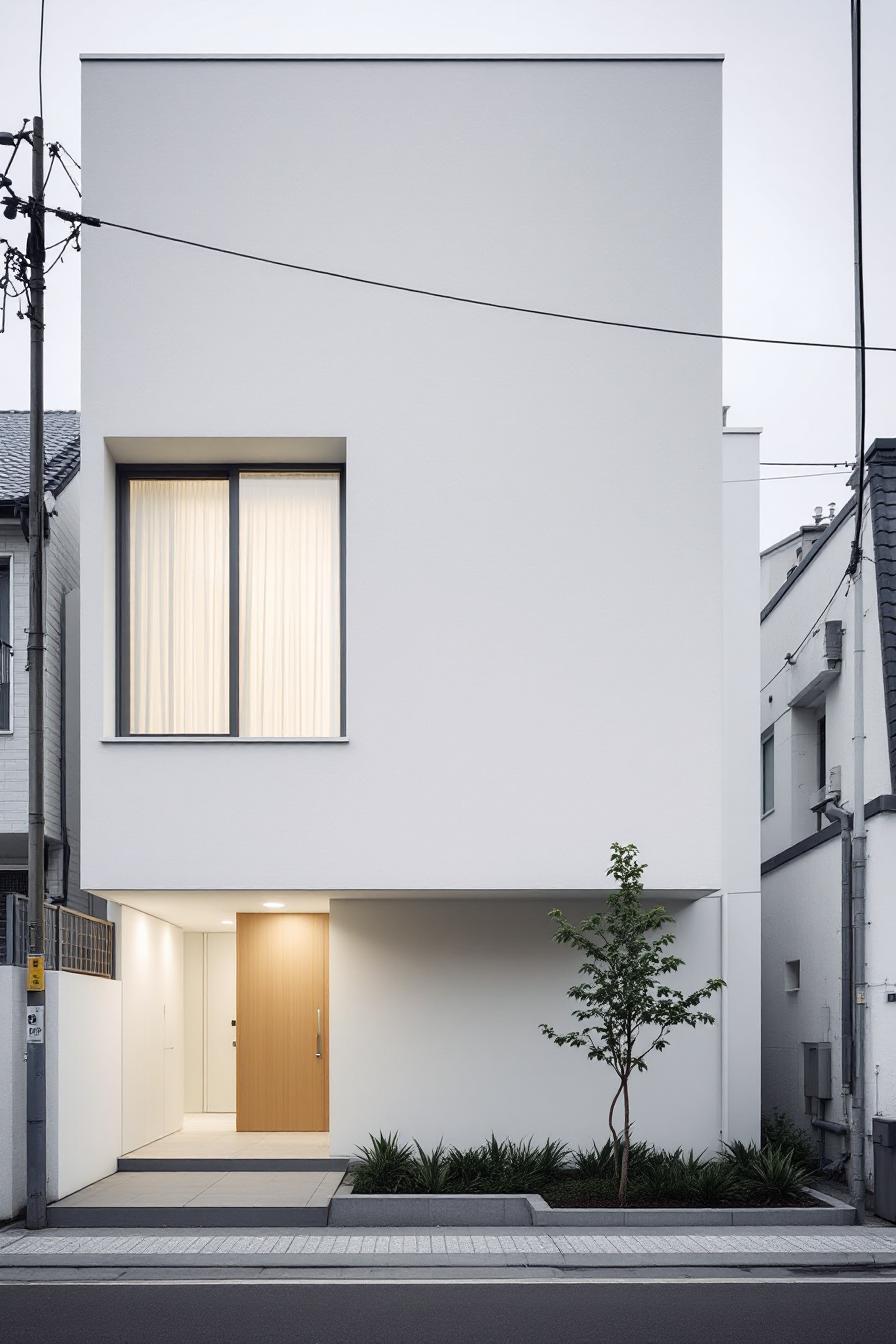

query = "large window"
0;556;11;732
118;467;344;737
761;730;774;816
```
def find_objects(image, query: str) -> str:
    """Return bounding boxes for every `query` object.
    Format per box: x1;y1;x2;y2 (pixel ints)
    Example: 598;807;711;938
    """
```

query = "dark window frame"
0;553;11;733
116;462;347;738
761;729;775;816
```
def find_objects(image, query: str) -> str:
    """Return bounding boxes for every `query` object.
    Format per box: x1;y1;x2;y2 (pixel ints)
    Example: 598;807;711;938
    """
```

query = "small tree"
540;842;724;1205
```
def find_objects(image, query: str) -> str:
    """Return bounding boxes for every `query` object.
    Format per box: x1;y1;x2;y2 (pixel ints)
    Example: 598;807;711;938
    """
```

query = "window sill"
100;735;349;744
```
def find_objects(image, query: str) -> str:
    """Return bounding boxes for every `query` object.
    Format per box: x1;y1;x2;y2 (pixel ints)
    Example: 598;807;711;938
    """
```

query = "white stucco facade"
761;479;896;1184
70;55;760;1164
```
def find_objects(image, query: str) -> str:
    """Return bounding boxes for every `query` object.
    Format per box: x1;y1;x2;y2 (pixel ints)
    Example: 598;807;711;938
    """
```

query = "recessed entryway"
118;902;331;1162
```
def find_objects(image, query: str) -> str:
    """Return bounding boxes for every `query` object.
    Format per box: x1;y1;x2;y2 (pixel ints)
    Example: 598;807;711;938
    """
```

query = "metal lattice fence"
1;894;114;977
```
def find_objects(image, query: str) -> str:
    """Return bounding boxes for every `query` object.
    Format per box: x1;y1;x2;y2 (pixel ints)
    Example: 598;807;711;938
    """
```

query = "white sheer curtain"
239;472;341;737
129;478;229;734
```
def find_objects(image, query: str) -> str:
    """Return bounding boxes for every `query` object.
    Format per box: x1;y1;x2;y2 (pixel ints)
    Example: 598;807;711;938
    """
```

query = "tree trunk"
617;1078;631;1205
607;1078;624;1182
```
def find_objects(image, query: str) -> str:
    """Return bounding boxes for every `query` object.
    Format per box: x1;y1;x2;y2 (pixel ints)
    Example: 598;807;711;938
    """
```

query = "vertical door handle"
316;1007;322;1058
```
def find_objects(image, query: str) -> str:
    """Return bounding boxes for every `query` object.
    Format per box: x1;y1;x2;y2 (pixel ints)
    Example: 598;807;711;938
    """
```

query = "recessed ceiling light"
262;901;285;910
220;918;234;926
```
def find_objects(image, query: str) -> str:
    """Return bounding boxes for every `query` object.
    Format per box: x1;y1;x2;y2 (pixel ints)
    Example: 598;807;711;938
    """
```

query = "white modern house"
6;53;761;1216
761;443;896;1187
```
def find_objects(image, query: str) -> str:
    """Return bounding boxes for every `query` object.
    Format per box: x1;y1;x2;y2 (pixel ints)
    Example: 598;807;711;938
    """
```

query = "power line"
46;144;81;198
34;202;896;356
727;469;851;483
761;567;852;693
760;460;853;468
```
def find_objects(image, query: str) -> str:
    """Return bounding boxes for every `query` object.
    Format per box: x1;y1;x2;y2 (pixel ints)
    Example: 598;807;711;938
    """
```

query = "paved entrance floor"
3;1226;896;1269
122;1114;331;1161
46;1172;344;1228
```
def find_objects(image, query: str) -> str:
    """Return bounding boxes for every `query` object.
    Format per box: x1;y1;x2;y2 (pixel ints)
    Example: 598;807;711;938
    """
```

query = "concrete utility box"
872;1118;896;1223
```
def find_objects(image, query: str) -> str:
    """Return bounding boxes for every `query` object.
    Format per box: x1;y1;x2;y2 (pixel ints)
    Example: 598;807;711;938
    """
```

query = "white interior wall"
120;906;184;1152
206;933;236;1112
182;930;237;1114
46;970;122;1201
329;897;724;1155
183;932;204;1113
0;966;26;1220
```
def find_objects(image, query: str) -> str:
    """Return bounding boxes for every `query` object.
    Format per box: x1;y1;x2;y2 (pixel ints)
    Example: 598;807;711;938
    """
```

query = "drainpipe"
826;800;853;1173
59;592;70;903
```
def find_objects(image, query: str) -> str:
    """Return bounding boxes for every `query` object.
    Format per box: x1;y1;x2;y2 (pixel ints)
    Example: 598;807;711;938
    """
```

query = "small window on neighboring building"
785;959;801;992
0;556;11;732
761;731;775;815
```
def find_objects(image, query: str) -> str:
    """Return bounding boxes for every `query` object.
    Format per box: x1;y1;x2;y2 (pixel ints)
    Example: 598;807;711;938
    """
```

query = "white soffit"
100;890;330;931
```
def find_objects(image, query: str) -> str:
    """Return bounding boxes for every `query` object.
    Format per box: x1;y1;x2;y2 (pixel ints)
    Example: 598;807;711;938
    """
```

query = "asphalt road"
2;1277;896;1343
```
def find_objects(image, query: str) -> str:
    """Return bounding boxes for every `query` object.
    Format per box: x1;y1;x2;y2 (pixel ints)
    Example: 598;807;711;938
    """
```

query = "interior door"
236;913;328;1131
206;932;237;1112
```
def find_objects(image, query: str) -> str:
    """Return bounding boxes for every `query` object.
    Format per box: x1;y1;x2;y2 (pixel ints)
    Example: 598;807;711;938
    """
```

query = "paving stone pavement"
2;1227;896;1265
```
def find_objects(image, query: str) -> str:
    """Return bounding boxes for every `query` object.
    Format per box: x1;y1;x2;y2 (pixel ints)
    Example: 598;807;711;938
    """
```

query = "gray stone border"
329;1180;855;1228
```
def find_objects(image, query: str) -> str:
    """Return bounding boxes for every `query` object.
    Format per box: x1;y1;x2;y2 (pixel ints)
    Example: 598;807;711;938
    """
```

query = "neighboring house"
0;410;116;1221
0;410;82;906
761;441;896;1187
39;53;760;1203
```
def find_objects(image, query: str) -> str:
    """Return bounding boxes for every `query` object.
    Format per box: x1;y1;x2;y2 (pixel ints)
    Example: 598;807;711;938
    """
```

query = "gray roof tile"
868;439;896;791
0;410;80;504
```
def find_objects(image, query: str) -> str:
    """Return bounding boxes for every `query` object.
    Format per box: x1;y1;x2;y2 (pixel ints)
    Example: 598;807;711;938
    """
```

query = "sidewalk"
3;1224;896;1271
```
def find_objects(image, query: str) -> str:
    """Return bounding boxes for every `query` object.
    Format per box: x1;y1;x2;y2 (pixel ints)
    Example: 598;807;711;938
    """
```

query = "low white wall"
329;897;724;1155
46;971;122;1201
0;966;26;1220
120;907;184;1153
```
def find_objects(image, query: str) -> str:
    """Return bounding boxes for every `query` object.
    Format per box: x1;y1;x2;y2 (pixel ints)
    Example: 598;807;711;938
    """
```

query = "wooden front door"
236;913;328;1131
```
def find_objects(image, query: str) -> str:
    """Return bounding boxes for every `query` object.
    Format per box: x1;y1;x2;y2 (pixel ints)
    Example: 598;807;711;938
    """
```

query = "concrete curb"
1;1250;893;1271
329;1184;856;1228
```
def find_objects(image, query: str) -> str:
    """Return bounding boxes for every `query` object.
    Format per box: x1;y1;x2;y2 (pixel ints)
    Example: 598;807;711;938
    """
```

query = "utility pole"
848;0;867;1224
25;111;47;1232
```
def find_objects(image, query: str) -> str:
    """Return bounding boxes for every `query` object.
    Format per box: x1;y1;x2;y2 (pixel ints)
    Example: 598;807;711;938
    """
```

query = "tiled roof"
868;439;896;792
0;410;80;504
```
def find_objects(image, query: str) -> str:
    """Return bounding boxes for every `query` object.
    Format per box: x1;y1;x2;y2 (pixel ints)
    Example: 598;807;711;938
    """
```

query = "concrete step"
47;1168;343;1229
118;1157;348;1173
47;1204;331;1228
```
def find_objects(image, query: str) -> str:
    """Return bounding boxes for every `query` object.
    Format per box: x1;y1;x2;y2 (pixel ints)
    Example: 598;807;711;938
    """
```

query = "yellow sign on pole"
26;955;45;992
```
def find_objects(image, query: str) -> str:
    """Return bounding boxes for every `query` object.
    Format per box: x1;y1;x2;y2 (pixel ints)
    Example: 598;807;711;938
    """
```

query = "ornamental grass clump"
350;1131;415;1194
350;1134;814;1207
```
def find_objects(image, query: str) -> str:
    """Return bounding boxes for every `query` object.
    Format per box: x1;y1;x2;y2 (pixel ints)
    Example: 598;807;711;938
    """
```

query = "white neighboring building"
49;54;763;1202
761;440;896;1185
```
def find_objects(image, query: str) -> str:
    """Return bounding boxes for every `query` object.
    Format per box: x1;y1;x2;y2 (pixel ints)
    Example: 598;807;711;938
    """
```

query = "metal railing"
1;894;114;978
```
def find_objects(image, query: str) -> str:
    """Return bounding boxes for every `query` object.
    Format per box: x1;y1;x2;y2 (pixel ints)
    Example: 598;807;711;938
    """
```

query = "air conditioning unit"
811;765;842;816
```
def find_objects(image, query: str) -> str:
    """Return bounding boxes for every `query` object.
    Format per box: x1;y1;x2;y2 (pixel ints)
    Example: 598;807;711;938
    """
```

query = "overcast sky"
2;0;894;546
